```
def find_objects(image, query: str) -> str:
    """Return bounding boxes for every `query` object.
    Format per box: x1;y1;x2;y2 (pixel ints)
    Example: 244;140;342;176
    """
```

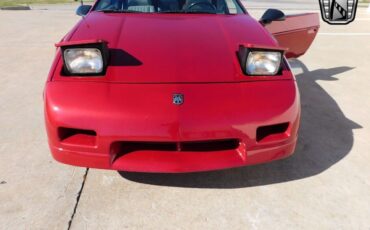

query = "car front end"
45;5;302;173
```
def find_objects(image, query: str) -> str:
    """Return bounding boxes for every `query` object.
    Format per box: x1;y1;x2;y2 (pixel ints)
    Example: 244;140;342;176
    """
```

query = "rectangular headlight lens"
64;48;103;74
246;51;282;76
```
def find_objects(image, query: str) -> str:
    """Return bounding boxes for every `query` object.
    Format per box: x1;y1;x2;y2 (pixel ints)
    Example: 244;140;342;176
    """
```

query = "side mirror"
76;5;92;16
260;9;285;25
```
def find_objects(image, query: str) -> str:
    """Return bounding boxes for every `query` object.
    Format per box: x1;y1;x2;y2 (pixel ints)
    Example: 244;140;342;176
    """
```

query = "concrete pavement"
0;9;85;229
0;2;370;229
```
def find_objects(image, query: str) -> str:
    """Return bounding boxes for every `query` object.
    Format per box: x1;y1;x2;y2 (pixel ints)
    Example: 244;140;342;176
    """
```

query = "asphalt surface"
0;1;370;229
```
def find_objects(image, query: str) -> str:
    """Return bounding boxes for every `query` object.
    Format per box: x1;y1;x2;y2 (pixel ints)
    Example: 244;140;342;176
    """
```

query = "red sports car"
44;0;320;173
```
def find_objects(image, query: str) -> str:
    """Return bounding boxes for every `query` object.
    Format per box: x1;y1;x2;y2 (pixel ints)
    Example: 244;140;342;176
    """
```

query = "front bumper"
45;80;300;173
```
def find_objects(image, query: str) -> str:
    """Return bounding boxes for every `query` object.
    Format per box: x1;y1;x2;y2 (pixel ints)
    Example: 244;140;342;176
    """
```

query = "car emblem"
173;94;184;105
318;0;358;24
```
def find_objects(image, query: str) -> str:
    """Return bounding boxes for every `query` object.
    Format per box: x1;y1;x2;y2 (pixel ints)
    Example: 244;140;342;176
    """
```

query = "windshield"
94;0;244;14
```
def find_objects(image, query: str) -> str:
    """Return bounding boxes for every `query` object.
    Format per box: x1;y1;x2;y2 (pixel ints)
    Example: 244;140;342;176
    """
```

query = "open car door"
264;13;320;58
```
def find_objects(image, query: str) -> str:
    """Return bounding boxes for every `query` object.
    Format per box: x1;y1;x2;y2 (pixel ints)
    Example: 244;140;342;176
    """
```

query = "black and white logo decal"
173;94;184;105
319;0;358;24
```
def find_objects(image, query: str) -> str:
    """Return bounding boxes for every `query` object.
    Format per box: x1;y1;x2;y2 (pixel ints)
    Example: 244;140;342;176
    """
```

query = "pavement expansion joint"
67;168;89;230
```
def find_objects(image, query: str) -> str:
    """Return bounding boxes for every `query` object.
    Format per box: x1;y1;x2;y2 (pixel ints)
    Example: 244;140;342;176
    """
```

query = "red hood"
67;12;277;83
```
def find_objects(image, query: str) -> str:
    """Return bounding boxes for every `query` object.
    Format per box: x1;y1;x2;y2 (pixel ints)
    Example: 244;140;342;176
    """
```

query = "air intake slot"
111;139;240;157
181;139;240;152
256;123;289;142
58;127;96;146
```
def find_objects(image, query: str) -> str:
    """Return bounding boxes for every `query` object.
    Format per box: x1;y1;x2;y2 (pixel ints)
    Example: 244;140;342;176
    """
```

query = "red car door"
264;13;320;58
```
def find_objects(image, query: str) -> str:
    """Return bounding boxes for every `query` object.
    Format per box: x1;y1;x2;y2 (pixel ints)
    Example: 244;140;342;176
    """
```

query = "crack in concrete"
67;168;89;230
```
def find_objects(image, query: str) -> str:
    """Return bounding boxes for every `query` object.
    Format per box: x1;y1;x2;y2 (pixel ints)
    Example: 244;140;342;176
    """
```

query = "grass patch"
0;0;84;7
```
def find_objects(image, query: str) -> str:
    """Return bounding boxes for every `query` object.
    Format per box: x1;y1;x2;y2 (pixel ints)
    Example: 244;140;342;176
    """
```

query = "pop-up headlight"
56;40;109;76
238;44;285;76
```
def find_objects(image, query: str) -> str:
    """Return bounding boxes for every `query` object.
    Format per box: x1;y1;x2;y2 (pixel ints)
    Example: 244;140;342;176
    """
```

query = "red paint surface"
44;9;319;172
265;13;320;58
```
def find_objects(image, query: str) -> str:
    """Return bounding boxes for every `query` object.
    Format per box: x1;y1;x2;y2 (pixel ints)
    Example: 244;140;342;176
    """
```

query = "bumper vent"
112;139;240;155
256;122;289;142
58;127;96;146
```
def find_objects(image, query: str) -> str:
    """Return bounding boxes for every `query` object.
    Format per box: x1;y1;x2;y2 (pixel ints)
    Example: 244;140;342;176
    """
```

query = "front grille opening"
115;141;177;155
111;139;240;157
181;139;240;152
256;123;289;142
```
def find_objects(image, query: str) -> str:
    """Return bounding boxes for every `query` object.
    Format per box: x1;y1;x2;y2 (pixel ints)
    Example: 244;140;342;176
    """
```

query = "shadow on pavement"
118;60;361;188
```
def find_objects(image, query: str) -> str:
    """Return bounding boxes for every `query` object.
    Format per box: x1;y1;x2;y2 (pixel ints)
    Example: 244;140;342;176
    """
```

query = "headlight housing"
64;48;103;74
246;51;282;75
57;40;109;76
238;44;284;76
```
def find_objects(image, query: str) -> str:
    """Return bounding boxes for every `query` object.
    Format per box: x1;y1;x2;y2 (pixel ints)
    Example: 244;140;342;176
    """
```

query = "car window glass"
94;0;244;14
